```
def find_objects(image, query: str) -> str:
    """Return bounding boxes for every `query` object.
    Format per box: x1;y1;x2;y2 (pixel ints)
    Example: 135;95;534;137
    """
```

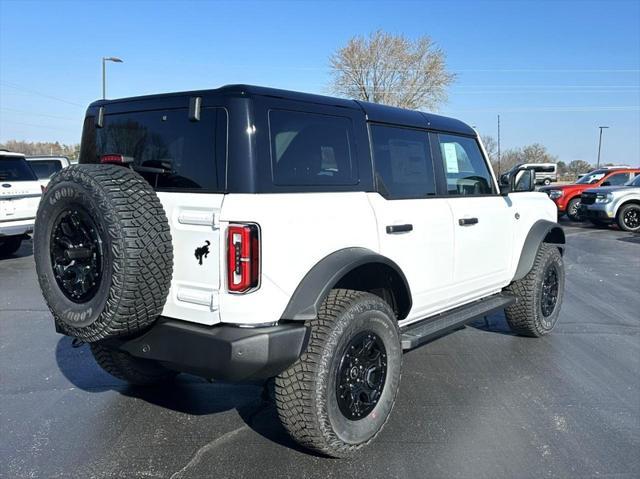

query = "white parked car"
26;156;71;188
0;151;42;256
33;85;566;457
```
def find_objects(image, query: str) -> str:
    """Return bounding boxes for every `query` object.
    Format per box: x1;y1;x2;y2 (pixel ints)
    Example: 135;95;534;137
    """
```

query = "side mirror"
601;181;611;186
500;167;536;195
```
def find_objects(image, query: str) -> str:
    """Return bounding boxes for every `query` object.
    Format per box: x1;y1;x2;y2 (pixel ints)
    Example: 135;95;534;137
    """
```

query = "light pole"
596;126;609;168
102;56;123;99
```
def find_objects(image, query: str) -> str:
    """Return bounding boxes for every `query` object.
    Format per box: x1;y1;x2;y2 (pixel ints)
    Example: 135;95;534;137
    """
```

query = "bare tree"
481;135;498;164
0;140;79;160
521;143;558;164
566;159;593;177
329;30;455;110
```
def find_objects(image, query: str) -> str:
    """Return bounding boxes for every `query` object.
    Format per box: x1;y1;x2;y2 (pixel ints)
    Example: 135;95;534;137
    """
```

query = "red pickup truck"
539;167;640;220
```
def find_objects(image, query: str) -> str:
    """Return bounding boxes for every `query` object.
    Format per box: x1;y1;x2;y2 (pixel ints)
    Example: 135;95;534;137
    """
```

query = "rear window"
29;160;63;179
0;158;37;182
269;110;357;186
80;108;227;192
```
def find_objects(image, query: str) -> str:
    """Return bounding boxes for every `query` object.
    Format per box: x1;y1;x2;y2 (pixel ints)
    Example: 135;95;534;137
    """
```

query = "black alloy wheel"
50;207;103;303
336;331;388;420
622;207;640;230
540;263;559;320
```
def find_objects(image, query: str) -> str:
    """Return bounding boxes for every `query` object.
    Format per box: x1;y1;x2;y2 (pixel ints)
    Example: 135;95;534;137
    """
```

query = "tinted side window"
80;108;226;192
605;172;630;185
370;125;435;199
437;134;495;195
269;110;356;186
30;160;62;179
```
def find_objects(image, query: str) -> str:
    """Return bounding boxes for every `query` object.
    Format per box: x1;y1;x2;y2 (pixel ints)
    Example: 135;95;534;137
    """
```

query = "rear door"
0;156;41;223
367;124;455;324
433;133;514;301
81;107;228;325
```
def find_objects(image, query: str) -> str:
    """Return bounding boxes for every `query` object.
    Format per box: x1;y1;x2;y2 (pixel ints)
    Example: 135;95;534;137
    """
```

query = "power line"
447;106;640;113
0;120;73;131
0;107;78;121
0;82;85;107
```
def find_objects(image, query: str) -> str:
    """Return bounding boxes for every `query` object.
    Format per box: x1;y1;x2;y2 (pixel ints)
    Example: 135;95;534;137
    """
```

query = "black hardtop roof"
90;84;475;135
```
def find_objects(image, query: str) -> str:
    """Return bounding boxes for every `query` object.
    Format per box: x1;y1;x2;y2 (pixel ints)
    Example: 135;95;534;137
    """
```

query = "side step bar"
400;293;516;350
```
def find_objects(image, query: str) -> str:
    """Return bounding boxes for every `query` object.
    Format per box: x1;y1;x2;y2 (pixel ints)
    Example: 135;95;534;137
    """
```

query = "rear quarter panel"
218;192;379;325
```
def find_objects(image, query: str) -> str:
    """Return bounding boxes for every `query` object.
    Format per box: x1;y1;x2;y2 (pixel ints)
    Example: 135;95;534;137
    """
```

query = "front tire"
566;197;582;221
616;203;640;232
543;178;551;186
275;289;402;457
505;243;565;337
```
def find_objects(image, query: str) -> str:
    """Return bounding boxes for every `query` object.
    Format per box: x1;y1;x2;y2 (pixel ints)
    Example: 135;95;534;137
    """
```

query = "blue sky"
1;0;639;165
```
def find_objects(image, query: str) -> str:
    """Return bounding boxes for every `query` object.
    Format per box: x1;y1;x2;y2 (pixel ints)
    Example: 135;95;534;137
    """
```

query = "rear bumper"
0;218;34;237
103;319;309;382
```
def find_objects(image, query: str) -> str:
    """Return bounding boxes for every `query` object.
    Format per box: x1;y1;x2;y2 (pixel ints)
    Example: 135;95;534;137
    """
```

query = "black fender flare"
513;220;565;281
280;247;412;321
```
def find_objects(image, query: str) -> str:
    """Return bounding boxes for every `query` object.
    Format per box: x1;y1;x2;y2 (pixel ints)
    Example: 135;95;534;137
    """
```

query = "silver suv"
580;174;640;232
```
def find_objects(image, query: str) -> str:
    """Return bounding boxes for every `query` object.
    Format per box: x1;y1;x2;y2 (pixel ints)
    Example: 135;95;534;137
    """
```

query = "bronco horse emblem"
194;240;211;265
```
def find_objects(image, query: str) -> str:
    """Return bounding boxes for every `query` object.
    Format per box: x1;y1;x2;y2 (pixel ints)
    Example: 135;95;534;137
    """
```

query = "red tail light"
100;154;133;165
227;224;260;293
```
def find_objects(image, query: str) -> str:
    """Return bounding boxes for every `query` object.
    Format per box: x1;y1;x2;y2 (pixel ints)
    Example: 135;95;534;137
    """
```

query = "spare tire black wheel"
34;164;173;343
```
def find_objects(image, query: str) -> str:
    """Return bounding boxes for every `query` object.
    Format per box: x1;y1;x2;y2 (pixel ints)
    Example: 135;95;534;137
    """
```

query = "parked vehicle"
501;162;557;186
26;156;71;188
0;151;41;256
33;85;566;457
580;174;640;232
540;167;640;221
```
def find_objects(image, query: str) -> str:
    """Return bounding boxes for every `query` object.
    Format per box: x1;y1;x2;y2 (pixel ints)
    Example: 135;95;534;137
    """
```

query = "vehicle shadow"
0;238;33;260
467;311;516;335
54;335;316;455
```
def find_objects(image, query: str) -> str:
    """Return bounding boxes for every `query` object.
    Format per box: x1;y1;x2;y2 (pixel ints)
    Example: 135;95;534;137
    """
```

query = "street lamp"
102;56;123;99
596;126;609;168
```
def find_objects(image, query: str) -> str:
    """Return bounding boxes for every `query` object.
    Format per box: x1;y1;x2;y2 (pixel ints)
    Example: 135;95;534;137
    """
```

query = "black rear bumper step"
108;319;309;382
400;293;515;350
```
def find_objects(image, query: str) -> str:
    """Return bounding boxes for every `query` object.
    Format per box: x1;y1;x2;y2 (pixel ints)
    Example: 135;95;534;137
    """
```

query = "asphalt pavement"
1;219;639;479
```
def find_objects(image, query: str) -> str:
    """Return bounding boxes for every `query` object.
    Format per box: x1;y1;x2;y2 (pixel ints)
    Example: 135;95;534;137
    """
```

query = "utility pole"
102;57;123;99
596;126;609;168
497;114;501;175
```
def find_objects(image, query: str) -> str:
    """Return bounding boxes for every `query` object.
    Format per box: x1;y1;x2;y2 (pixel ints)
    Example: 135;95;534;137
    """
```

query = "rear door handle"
386;224;413;234
458;217;479;226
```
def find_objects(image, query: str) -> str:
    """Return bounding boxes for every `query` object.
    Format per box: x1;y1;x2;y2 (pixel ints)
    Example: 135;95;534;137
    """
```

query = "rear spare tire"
34;164;173;343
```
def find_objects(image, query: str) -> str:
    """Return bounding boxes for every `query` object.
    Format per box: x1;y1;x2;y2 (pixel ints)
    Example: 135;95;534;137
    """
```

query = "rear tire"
275;289;402;457
566;197;582;221
543;178;551;186
0;236;22;257
505;243;565;337
616;203;640;232
90;343;177;386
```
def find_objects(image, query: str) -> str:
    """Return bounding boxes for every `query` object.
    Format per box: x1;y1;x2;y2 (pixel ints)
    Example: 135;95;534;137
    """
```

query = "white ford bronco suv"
34;85;565;457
